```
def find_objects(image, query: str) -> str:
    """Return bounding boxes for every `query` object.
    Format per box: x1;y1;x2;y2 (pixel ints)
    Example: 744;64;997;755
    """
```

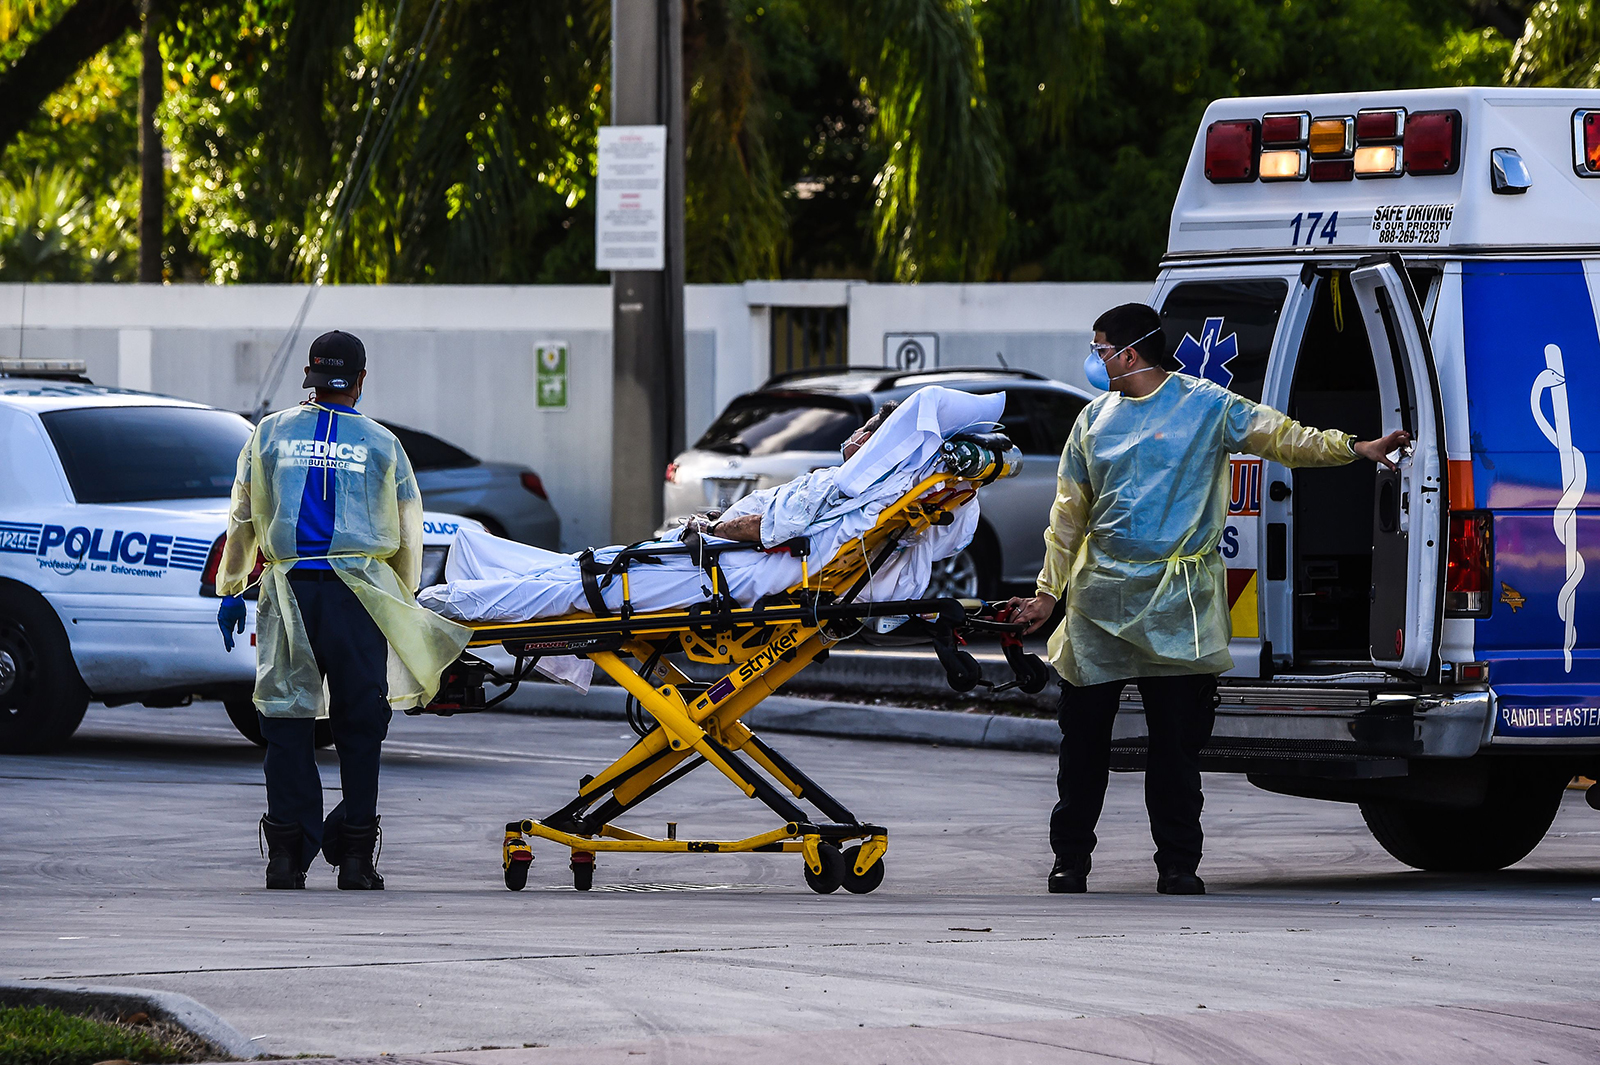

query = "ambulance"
0;365;471;753
1124;87;1600;871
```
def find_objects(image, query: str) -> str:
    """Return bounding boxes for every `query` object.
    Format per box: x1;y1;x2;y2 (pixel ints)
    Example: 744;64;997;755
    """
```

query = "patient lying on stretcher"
417;386;1004;626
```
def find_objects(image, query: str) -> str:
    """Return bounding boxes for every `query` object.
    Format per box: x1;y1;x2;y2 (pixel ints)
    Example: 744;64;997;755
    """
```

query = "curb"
495;683;1061;753
0;979;262;1060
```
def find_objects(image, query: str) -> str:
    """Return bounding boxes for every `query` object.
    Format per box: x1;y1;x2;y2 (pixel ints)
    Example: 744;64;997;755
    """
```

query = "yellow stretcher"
418;431;1052;894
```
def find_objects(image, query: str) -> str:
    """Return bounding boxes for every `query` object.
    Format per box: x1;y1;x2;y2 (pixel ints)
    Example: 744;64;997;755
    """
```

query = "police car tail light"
1354;144;1403;178
200;535;264;598
1259;149;1307;181
1403;110;1461;175
200;536;226;596
1445;510;1493;617
520;471;548;499
1574;110;1600;177
1204;119;1260;182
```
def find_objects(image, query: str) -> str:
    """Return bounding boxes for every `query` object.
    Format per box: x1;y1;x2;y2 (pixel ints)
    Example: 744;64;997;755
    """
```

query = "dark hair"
1093;303;1170;367
864;399;900;431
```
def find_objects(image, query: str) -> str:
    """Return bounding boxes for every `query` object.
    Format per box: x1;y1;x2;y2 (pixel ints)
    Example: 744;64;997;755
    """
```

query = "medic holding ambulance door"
217;331;470;891
1006;303;1409;896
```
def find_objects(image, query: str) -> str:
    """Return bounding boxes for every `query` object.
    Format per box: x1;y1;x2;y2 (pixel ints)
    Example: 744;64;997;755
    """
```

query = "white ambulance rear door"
1348;257;1446;675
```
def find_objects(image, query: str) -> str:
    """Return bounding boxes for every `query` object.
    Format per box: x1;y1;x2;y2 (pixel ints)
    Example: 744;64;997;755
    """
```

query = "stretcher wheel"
840;845;885;895
504;855;532;891
803;843;847;894
944;650;983;693
1013;654;1052;695
571;853;595;892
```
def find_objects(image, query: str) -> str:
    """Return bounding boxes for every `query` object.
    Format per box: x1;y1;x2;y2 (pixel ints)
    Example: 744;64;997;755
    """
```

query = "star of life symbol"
1174;317;1239;388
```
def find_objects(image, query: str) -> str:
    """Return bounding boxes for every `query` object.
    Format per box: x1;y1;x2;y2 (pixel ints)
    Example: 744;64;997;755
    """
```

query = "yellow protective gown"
1036;374;1355;686
218;403;471;718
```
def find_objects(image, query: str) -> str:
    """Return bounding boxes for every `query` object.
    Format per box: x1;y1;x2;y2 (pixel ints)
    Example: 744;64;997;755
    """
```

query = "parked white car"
0;364;470;753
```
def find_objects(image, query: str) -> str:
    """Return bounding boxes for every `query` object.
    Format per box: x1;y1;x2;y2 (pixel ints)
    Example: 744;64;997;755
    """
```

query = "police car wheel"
1359;767;1567;872
0;586;89;754
224;698;335;749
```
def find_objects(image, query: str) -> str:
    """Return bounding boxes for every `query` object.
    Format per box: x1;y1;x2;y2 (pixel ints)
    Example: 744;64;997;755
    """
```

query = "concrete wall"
0;279;1150;549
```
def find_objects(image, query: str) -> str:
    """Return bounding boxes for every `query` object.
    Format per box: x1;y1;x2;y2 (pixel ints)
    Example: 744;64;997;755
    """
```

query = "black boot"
1047;854;1090;894
321;811;346;868
1156;869;1206;895
337;817;384;890
260;816;306;890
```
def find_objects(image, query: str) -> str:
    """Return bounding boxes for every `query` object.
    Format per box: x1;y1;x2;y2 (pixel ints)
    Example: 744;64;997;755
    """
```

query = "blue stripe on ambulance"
1463;260;1600;739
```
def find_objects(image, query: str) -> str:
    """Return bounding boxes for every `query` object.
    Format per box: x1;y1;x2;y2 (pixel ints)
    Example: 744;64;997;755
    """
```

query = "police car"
1116;87;1600;871
0;363;471;753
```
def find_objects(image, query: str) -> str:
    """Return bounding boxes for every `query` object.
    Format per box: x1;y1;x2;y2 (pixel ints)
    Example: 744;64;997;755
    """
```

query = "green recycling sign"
535;342;568;410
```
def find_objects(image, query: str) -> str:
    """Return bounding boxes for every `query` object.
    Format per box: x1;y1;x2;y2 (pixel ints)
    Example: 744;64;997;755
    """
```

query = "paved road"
2;704;1597;1058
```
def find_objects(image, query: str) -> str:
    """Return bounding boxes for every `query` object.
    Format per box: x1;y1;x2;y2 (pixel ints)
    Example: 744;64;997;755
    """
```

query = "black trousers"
1049;673;1218;874
259;574;391;871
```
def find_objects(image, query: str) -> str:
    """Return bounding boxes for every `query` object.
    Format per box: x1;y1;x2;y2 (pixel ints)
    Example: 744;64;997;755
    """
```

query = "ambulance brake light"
1445;511;1492;617
1403;110;1460;175
1204;119;1259;182
1575;110;1600;177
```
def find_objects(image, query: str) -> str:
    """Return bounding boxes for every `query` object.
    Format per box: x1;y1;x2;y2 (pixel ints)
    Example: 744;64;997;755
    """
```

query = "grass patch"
0;1005;219;1065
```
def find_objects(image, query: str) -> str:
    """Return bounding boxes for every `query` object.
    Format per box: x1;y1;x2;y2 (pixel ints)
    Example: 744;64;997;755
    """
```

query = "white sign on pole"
595;125;667;271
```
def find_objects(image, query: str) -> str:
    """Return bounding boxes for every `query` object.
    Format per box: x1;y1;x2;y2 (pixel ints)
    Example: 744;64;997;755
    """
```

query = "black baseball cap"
302;330;367;390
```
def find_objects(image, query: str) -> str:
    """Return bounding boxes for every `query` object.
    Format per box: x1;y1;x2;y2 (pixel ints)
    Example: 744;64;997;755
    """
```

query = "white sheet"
416;387;1003;689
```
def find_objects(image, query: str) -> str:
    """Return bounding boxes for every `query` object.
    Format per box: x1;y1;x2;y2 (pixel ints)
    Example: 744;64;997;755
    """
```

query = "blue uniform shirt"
293;402;359;569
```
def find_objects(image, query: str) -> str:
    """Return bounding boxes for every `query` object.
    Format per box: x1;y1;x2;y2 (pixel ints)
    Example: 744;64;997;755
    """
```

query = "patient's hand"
709;513;762;543
1004;593;1058;635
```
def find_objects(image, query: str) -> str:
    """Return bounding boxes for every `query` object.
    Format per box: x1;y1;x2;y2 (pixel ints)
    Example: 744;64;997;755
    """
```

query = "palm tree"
1;0;1079;283
1506;0;1600;86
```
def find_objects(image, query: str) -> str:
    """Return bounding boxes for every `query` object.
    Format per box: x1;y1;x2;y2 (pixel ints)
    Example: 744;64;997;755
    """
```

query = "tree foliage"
0;0;1594;285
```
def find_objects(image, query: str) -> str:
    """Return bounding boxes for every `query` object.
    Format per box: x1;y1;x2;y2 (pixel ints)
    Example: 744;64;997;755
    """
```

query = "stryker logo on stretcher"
276;438;369;473
0;520;210;577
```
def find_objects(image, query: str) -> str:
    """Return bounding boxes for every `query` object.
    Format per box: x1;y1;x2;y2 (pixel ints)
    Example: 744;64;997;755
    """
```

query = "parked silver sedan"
379;422;561;548
662;368;1090;599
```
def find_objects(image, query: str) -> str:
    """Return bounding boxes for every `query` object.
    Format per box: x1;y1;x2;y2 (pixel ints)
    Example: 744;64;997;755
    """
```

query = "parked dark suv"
663;367;1091;598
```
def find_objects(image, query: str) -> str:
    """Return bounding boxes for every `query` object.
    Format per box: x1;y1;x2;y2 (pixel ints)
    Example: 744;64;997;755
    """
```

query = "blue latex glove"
218;595;246;652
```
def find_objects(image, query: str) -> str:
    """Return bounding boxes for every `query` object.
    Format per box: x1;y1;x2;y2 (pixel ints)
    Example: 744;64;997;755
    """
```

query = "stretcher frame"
433;444;1049;894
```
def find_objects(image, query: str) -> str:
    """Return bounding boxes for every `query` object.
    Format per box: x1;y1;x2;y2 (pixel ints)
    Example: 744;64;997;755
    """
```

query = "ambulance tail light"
200;535;263;599
1445;510;1493;617
1403;110;1461;175
1574;110;1600;177
1204;119;1260;182
1356;108;1405;142
1261;112;1309;146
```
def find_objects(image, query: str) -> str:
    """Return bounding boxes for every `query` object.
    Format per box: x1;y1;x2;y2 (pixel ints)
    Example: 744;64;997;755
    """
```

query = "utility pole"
607;0;686;542
137;0;163;283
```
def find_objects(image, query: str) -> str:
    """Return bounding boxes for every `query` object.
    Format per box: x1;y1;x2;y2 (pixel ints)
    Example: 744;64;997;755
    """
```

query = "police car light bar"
1575;110;1600;177
0;358;87;376
1204;106;1463;183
